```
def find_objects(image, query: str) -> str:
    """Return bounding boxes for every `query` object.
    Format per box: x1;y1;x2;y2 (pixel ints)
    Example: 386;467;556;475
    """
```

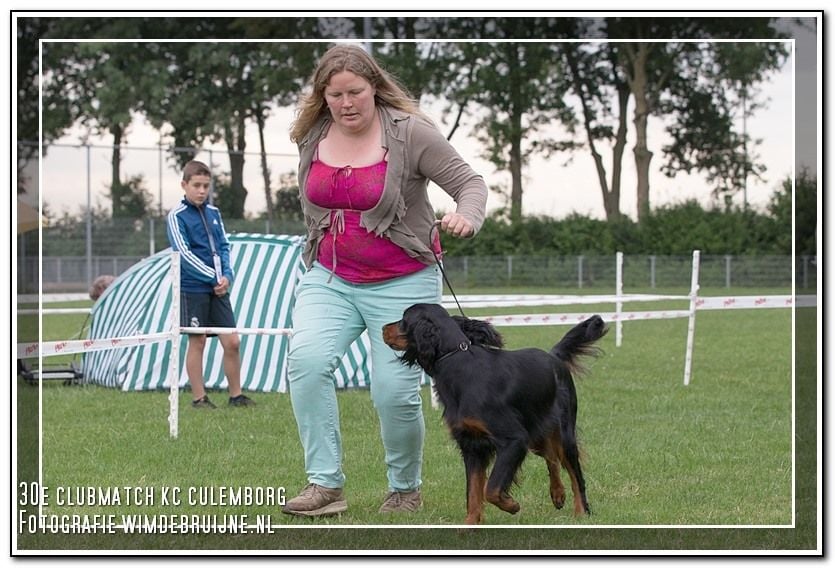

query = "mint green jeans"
287;262;442;492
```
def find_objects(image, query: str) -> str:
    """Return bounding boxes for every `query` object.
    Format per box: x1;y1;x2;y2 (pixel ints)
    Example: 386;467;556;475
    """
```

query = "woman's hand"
439;213;474;238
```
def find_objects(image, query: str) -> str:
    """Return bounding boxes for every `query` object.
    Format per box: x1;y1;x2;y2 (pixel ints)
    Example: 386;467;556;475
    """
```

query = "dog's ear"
411;318;442;372
452;316;504;348
398;315;441;373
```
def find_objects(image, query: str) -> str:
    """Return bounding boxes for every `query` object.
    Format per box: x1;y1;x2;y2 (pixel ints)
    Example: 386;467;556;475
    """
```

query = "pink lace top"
306;156;441;283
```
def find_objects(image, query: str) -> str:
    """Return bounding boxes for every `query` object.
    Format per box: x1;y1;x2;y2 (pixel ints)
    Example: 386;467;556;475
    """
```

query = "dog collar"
435;340;472;365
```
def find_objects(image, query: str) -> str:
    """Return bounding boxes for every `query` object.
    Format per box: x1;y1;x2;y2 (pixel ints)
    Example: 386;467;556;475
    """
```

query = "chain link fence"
20;234;815;294
441;253;813;290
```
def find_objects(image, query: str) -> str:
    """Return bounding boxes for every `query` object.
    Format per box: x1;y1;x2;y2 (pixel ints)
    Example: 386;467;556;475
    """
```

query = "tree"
233;19;323;223
468;44;577;220
362;19;464;99
560;35;631;221
661;40;788;202
337;19;583;224
41;18;172;218
604;18;787;222
422;20;578;223
44;41;164;218
768;170;816;256
272;171;304;222
147;27;321;219
16;18;53;193
365;17;788;225
151;40;252;218
110;175;154;219
342;17;479;142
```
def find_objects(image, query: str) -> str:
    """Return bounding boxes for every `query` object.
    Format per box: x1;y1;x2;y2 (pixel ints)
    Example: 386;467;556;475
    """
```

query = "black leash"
430;221;466;318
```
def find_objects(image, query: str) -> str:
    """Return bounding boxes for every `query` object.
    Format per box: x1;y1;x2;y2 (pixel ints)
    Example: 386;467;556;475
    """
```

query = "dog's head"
382;303;504;373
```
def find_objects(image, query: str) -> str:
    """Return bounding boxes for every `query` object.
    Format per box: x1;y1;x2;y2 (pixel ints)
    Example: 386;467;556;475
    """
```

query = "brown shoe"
281;483;347;517
378;489;422;513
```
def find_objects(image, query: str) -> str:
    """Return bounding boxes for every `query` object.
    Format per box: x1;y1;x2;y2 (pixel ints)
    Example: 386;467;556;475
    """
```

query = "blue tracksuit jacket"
166;198;234;294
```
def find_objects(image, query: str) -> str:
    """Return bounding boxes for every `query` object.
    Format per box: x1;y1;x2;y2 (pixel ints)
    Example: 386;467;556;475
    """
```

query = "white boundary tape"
24;294;803;317
481;310;692;326
21;296;805;357
441;293;688;308
180;327;293;336
696;295;801;309
17;250;819;435
17;332;171;359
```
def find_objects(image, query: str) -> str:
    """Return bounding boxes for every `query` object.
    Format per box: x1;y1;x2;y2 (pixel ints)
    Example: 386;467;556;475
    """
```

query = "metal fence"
440;254;812;290
20;250;815;294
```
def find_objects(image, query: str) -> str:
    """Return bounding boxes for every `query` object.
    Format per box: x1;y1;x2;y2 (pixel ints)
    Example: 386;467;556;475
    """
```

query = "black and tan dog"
383;303;607;525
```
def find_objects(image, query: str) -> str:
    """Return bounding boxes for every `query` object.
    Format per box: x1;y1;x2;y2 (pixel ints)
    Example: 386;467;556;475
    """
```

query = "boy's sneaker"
228;394;256;407
378;489;422;513
191;395;216;409
281;483;347;517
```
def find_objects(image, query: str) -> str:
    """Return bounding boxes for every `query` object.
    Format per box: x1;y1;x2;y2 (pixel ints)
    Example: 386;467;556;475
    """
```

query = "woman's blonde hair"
290;44;423;143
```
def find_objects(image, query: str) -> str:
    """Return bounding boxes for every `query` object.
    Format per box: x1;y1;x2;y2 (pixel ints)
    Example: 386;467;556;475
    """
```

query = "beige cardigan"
296;105;488;269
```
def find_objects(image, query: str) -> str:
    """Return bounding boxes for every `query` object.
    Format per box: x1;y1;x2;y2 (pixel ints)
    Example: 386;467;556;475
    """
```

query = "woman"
282;44;487;517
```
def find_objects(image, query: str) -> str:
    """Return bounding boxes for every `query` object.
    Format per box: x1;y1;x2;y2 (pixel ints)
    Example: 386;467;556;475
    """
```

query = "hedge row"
443;200;803;257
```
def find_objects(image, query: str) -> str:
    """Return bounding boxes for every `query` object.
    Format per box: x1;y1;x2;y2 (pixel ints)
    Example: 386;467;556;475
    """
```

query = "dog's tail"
551;315;608;375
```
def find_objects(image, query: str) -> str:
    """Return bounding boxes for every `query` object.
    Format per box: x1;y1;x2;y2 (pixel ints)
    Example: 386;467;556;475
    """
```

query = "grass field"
14;290;818;551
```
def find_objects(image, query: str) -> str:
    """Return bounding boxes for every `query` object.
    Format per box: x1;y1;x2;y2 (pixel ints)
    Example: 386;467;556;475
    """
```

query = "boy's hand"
214;277;230;296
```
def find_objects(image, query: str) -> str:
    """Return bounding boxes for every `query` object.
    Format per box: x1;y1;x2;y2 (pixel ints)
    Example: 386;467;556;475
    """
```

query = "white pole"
683;250;701;386
615;252;623;347
168;252;180;438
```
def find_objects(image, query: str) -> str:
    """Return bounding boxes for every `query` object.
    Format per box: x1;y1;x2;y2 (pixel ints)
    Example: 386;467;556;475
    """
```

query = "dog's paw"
573;497;592;516
463;513;482;525
486;491;520;514
550;488;566;510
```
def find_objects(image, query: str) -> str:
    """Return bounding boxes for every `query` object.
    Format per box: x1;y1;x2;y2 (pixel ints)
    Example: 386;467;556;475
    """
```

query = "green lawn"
14;297;817;552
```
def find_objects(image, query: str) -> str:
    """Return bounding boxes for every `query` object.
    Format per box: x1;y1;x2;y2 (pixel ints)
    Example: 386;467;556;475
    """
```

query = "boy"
166;160;255;408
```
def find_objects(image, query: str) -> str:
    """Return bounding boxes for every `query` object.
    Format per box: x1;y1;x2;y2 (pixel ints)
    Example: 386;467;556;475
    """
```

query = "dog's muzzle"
382;321;409;350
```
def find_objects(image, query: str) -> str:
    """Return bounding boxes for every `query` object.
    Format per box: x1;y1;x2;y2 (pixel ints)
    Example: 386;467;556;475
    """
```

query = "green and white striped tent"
82;233;373;392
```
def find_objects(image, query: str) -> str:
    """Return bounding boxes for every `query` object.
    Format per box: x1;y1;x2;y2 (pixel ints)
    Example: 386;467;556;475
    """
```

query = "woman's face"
323;70;377;135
